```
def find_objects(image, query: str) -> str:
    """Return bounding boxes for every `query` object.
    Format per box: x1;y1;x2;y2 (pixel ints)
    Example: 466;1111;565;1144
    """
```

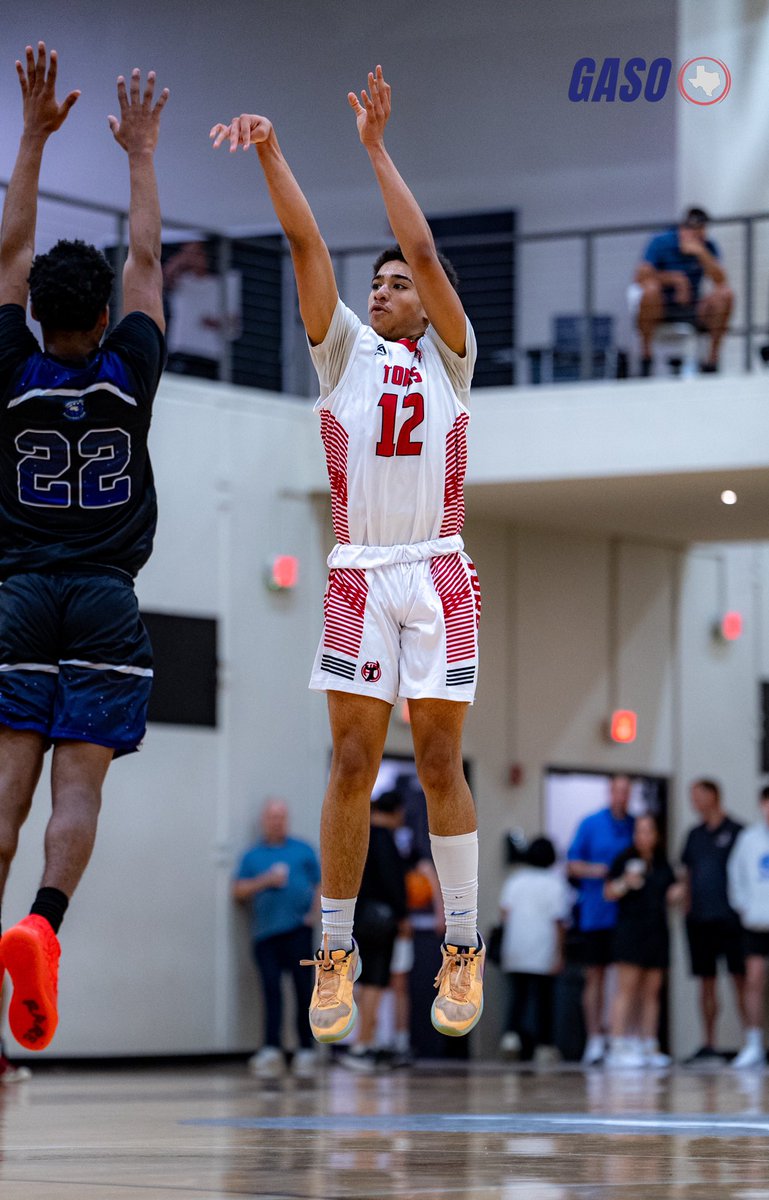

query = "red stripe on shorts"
430;553;480;664
323;568;368;659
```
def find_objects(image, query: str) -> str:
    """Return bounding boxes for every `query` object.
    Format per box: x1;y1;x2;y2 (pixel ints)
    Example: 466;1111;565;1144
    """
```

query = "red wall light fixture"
714;610;743;642
266;555;299;591
609;709;638;744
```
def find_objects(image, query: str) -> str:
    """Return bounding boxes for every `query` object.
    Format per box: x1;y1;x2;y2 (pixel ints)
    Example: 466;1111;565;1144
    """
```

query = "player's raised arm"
0;42;80;308
210;114;337;346
108;69;169;331
348;65;467;356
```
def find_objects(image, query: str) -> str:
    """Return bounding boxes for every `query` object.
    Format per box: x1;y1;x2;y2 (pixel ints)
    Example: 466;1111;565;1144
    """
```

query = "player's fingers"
48;48;58;88
209;123;228;148
143;70;156;107
153;86;169;117
25;46;36;90
35;41;46;85
107;114;120;136
129;67;141;105
15;61;28;97
361;89;372;110
240;115;252;151
116;75;128;112
60;89;80;115
347;92;362;113
229;117;240;152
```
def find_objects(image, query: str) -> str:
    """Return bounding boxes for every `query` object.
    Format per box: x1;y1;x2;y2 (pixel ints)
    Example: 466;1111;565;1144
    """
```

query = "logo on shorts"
63;398;86;421
361;660;382;683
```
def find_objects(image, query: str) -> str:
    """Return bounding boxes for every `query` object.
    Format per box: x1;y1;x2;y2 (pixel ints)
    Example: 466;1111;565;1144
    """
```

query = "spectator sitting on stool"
633;207;733;376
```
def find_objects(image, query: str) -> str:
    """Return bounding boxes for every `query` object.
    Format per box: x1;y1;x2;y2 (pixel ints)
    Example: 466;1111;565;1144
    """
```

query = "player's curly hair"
372;243;460;293
28;239;115;332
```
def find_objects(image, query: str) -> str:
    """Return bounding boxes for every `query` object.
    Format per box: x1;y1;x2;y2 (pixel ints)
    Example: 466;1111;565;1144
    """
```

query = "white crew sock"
320;895;357;952
745;1026;764;1050
429;830;479;948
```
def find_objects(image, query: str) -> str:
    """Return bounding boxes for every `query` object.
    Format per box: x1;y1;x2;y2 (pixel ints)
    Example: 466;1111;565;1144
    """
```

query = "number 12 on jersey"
376;391;424;458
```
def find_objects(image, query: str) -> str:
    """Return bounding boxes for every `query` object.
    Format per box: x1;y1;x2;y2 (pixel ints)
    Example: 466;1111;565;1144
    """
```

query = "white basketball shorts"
309;550;481;705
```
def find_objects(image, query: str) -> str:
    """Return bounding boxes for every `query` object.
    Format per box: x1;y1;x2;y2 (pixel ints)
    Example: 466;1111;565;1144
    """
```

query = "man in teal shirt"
568;775;635;1065
233;799;320;1077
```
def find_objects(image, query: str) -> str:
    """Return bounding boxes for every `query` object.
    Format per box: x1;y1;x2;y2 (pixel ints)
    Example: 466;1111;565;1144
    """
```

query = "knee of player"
329;738;381;793
415;745;463;796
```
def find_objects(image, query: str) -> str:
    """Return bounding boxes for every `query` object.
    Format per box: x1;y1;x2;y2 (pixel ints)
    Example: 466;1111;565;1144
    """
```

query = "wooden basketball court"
0;1061;766;1198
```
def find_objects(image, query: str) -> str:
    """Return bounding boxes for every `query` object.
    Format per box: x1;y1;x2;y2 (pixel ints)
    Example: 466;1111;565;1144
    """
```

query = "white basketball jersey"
310;301;476;548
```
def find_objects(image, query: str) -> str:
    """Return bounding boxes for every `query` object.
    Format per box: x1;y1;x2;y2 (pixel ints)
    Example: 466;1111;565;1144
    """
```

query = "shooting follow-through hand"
348;64;391;146
209;115;274;153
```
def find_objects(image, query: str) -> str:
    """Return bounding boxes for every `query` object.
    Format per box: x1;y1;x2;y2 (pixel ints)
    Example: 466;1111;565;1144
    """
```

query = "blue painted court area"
183;1111;769;1137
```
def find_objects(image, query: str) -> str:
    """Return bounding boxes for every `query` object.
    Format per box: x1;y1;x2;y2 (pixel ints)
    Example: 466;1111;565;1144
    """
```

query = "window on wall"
141;612;218;728
761;682;769;773
429;210;516;388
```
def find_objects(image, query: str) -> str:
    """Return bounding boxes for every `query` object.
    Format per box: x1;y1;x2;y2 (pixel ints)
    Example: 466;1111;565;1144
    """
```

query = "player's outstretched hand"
209;115;274;153
108;69;169;155
16;42;80;138
348;64;391;146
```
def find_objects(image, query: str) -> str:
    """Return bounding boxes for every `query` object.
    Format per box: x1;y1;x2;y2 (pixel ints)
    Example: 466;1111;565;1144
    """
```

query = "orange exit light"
610;710;637;744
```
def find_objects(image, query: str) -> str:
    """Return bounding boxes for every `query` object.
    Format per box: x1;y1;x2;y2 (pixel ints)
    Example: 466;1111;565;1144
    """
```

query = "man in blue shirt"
633;207;733;375
233;799;320;1078
568;775;635;1065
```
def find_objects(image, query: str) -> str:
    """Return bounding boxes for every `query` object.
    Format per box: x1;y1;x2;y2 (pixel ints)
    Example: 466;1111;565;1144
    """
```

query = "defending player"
0;44;168;1049
211;65;483;1041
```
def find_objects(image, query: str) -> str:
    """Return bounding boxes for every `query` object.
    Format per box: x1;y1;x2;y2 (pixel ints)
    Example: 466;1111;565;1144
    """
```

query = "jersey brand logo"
361;660;382;683
375;344;386;355
63;398;86;421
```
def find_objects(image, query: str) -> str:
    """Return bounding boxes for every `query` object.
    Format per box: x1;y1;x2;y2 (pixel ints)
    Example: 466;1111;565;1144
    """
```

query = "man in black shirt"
680;778;746;1063
0;43;168;1052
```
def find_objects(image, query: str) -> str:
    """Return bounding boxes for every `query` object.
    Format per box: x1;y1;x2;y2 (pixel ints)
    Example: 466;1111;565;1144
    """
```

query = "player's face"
368;261;428;341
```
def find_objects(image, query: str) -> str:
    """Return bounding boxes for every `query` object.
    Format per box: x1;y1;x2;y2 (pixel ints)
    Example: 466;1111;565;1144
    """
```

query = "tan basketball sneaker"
431;937;485;1037
301;935;361;1043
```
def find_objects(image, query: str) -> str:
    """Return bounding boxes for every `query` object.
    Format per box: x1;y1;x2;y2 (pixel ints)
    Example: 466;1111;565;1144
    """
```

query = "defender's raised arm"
210;114;337;346
109;69;169;331
348;65;467;356
0;43;79;308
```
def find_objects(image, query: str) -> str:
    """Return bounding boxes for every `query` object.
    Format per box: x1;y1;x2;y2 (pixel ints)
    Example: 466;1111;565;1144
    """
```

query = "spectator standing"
681;779;745;1065
604;814;684;1068
567;775;635;1065
633;206;733;374
163;240;241;380
498;837;571;1062
345;792;408;1072
727;786;769;1069
233;799;320;1078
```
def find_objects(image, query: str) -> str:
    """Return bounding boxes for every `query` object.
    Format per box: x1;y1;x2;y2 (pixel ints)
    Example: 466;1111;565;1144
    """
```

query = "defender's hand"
108;68;169;155
348;64;391;146
16;42;79;138
209;115;273;153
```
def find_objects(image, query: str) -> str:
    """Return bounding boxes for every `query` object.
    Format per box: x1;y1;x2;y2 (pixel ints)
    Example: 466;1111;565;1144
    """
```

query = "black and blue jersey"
0;305;165;580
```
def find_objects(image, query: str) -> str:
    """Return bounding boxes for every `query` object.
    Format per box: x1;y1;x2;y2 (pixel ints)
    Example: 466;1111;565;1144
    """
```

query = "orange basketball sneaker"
1;915;60;1050
302;935;361;1043
431;938;486;1037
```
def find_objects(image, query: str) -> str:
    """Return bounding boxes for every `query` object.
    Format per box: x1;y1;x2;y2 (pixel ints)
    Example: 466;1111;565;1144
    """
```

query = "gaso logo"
569;57;731;104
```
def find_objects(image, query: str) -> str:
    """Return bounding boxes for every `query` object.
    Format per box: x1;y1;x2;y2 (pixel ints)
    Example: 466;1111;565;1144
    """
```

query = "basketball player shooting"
211;65;484;1042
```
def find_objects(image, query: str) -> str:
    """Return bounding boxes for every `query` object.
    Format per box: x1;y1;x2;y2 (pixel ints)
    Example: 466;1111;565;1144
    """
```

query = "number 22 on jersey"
375;391;424;458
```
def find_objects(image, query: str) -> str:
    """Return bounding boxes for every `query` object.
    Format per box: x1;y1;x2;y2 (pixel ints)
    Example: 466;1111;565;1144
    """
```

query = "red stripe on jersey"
323;568;368;659
439;412;469;537
319;410;351;544
431;553;481;664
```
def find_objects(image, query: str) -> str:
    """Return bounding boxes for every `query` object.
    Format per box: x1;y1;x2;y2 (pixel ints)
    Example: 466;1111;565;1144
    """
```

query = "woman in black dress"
604;814;684;1067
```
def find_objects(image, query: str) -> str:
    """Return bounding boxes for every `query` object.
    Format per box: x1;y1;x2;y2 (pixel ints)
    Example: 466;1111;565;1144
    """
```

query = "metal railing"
5;178;769;393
